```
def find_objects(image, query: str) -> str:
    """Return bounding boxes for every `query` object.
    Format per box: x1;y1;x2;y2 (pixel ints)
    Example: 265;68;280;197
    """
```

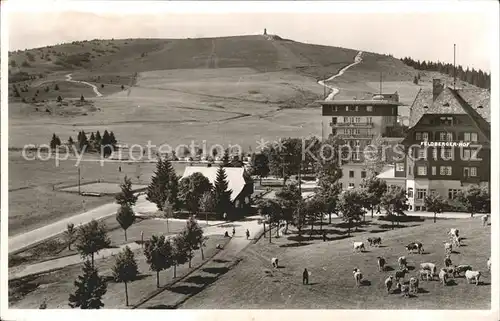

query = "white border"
1;1;499;321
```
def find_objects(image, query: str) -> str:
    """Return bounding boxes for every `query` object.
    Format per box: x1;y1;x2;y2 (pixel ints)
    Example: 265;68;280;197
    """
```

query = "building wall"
338;163;369;190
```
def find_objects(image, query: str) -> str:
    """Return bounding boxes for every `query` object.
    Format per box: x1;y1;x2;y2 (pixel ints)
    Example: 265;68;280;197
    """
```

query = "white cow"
409;277;419;294
398;256;408;269
419;269;432;281
271;257;279;268
353;242;365;252
384;276;393;293
353;268;363;286
487;257;491;271
439;268;448;285
465;270;481;285
449;228;459;238
444;242;453;254
420;262;437;276
482;214;489;226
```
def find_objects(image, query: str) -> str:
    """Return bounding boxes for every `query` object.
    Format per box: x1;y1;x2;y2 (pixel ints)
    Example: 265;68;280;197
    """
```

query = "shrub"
21;60;31;67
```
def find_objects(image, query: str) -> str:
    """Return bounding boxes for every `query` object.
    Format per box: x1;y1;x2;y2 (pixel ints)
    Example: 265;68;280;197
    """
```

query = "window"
446;133;453;141
349;170;354;178
448;189;460;200
407;188;414;198
422;132;429;141
345;106;349;111
431;166;437;175
439;132;447;141
471;133;478;142
353;152;360;161
464;132;470;141
396;163;405;171
350;106;356;111
355;140;360;146
361;171;367;179
408;165;413;175
348;183;355;189
417;166;427;176
470;167;477;177
355;106;359;112
343;117;349;123
332;117;337;125
418;148;427;159
367;106;373;112
367;117;372;123
441;148;452;159
333;106;338;112
350;117;355;123
462;149;471;160
355;117;361;123
430;189;436;196
440;166;452;175
416;189;427;200
415;132;422;140
340;182;343;189
432;148;438;159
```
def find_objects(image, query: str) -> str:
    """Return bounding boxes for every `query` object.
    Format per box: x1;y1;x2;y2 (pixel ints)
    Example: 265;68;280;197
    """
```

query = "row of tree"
49;130;118;156
401;57;491;90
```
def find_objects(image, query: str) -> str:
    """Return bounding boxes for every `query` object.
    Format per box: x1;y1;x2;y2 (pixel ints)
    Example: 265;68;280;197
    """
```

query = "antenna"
379;72;382;95
453;44;456;90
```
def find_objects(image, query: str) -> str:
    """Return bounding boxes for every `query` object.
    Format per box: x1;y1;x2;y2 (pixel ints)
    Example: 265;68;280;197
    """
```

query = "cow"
449;228;459;238
367;237;382;247
271;257;279;268
455;264;473;276
399;283;410;298
451;235;462;247
444;242;453;254
353;242;365;252
465;270;481;286
406;242;424;254
487;257;491;271
444;255;452;267
398;256;408;270
409;277;419;294
419;269;432;281
353;268;363;286
420;262;437;276
442;266;456;278
439;268;448;285
376;256;386;272
395;268;409;282
481;214;489;226
384;276;393;293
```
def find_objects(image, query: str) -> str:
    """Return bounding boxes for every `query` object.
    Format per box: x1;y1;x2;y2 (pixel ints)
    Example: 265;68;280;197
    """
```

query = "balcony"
335;133;375;140
330;122;374;128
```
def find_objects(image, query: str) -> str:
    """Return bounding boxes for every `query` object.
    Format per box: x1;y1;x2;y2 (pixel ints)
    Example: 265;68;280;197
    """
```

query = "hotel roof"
317;100;405;106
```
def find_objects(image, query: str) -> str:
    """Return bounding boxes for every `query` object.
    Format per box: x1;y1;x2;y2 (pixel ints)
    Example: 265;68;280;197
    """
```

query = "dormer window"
443;102;450;107
477;105;483;109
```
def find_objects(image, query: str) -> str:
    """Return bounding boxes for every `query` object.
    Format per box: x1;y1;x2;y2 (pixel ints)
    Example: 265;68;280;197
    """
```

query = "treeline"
401;57;491;90
50;130;118;156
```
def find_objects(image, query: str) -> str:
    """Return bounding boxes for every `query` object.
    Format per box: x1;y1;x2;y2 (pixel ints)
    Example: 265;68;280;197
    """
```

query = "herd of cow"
351;228;490;298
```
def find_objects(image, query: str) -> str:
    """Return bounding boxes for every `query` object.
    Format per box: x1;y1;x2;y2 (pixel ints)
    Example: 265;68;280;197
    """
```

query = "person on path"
246;229;250;240
232;226;236;237
376;205;381;214
224;231;230;238
118;166;121;172
303;268;309;285
323;231;327;242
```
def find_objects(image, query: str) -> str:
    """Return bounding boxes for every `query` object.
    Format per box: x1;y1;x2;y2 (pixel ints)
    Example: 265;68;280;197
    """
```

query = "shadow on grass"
384;266;395;272
446;279;458;286
212;259;230;264
277;265;286;269
451;250;461;254
478;281;491;286
184;275;217;285
360;280;371;286
169;284;204;295
279;242;312;248
306;282;319;285
147;304;175;309
369;229;388;234
407;265;416;271
417;288;430;294
202;267;229;275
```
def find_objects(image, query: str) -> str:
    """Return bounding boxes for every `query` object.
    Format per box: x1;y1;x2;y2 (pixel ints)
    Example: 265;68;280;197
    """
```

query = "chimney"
433;79;444;101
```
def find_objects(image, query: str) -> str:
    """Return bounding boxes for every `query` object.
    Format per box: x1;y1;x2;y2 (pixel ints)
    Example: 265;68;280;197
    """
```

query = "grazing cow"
399;283;410;298
439;268;448;285
449;228;459;238
406;242;424;254
442;266;456;278
353;268;363;286
455;264;473;276
465;270;481;286
398;256;408;269
451;235;462;247
376;256;386;272
487;257;491;271
444;255;452;267
481;214;489;226
271;257;279;268
409;277;419;294
367;237;382;247
353;242;365;252
395;268;409;282
384;276;393;293
216;244;223;249
419;269;432;281
444;242;453;254
420;262;437;276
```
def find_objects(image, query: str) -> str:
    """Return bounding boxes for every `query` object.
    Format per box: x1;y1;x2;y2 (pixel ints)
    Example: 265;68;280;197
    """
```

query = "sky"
5;1;498;72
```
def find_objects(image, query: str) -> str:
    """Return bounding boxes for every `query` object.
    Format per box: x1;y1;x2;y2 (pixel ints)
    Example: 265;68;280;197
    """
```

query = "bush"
377;215;425;223
21;60;31;67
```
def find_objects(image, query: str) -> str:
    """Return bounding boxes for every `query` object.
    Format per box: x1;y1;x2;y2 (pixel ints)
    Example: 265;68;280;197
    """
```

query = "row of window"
415;148;479;160
415;165;477;177
348;170;367;179
415;131;478;142
408;188;463;200
334;116;373;124
332;105;374;112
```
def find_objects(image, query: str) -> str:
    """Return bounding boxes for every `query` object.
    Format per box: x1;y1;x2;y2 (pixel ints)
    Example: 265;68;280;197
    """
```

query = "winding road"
318;51;363;100
65;73;103;97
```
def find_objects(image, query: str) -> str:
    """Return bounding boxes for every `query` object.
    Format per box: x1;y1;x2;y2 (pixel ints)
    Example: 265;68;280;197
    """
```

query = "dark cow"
406;242;424;254
367;237;382;247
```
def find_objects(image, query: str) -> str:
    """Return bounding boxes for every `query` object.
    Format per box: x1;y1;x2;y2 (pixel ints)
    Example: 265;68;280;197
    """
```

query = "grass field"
181;217;490;309
59;182;147;194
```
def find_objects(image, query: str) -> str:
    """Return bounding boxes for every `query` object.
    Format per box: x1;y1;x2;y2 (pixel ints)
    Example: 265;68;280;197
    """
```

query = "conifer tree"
213;166;233;218
68;260;107;309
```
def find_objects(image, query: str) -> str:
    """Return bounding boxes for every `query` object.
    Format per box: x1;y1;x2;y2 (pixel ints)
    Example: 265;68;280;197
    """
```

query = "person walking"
322;231;327;242
376;205;381;214
232;226;236;237
246;229;250;240
303;268;309;285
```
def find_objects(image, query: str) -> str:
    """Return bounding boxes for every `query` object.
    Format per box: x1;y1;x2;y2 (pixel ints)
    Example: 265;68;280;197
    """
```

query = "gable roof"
181;166;247;202
408;85;490;141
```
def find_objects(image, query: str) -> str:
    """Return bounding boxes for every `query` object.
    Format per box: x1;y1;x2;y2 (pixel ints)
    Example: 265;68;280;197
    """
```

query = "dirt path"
318;51;363;100
65;73;103;97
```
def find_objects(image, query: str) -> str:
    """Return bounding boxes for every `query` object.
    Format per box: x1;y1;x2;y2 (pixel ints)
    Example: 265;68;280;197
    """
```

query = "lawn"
9;233;228;309
180;217;491;309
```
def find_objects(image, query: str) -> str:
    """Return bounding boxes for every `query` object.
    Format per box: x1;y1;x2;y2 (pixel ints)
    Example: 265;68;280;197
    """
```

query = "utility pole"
78;167;81;195
379;72;383;95
453;44;456;90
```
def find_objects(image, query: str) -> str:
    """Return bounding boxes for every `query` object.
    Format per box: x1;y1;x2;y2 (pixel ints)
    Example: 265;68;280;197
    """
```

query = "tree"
116;204;135;241
101;130;112;157
121;85;125;90
179;172;212;214
425;193;447;223
199;191;216;223
221;148;231;167
68;136;75;147
78;130;89;152
251;153;270;185
457;185;490;217
57;95;63;103
116;176;138;207
338;189;366;236
143;235;173;288
171;234;190;278
109;131;117;148
256;198;281;242
266;138;302;184
112;246;139;306
292;199;307;238
95;130;102;148
275;183;301;234
10;60;17;67
304;195;324;238
64;223;77;250
381;186;409;229
213;166;232;219
360;175;387;218
50;133;61;149
413;75;418;85
75;220;111;267
68;260;107;309
80;95;85;102
146;158;179;211
182;216;204;266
